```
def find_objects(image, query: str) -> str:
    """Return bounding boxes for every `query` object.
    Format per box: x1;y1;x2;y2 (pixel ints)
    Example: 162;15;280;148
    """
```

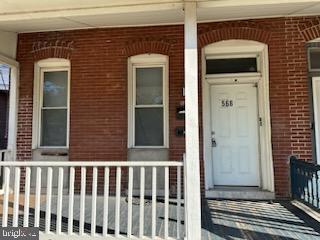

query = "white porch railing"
0;161;184;240
0;150;8;187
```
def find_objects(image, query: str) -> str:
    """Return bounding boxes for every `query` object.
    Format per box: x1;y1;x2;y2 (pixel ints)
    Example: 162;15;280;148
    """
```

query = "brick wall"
16;16;320;198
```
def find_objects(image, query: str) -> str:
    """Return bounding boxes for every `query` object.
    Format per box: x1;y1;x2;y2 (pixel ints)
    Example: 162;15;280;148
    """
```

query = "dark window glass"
41;109;67;146
135;108;163;146
309;48;320;70
206;58;258;74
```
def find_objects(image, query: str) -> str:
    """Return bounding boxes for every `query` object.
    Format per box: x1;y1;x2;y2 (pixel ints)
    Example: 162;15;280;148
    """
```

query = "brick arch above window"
31;40;74;61
199;27;271;48
123;41;172;57
301;25;320;42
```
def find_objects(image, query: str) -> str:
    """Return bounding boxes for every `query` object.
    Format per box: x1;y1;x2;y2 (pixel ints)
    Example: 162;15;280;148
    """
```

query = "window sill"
33;148;69;157
128;146;169;149
128;148;169;161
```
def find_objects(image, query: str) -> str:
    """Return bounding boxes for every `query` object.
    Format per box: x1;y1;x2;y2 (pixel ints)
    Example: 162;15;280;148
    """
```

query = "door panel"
211;84;260;186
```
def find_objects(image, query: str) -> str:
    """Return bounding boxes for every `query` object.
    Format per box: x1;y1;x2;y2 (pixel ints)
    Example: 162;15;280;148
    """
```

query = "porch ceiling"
0;0;320;33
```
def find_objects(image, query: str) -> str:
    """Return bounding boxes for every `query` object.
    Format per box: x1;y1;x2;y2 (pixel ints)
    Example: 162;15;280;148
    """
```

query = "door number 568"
221;99;233;107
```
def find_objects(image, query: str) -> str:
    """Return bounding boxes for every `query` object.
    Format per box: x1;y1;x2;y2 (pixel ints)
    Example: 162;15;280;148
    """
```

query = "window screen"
308;48;320;71
206;58;258;74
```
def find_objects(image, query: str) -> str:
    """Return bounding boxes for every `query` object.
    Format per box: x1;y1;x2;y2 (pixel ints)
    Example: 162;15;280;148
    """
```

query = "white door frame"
202;40;274;194
0;54;19;162
312;77;320;165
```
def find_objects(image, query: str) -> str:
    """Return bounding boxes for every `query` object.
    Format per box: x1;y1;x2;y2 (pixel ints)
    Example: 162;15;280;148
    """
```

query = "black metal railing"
290;156;320;210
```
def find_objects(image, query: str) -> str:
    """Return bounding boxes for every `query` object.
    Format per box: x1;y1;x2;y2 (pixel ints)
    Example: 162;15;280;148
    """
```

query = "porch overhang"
0;0;320;33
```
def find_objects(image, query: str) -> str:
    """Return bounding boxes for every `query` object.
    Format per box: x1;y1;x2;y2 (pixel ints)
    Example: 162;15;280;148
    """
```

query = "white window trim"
312;77;320;165
128;54;169;148
32;58;70;149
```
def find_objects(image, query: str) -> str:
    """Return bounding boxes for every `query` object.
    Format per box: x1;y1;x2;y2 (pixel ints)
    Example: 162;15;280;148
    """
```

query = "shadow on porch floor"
1;195;320;239
201;199;320;240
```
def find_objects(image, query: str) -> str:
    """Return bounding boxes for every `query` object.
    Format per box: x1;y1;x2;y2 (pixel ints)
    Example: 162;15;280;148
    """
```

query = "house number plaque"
221;99;233;107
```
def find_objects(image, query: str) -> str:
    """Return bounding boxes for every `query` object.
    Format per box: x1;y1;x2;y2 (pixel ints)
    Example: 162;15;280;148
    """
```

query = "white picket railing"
0;161;184;240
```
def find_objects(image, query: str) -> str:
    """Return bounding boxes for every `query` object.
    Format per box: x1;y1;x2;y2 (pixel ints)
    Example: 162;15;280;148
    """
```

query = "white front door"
211;83;260;186
312;77;320;165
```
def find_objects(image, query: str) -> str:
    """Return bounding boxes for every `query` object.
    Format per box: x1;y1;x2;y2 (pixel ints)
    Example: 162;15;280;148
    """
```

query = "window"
128;54;168;148
33;59;70;148
206;57;258;74
308;48;320;72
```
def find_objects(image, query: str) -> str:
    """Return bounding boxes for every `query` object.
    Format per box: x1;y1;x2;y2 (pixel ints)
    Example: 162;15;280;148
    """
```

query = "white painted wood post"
184;2;202;240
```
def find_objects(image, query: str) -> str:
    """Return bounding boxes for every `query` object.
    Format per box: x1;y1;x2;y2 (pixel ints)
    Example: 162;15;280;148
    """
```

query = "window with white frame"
128;54;168;148
34;59;70;148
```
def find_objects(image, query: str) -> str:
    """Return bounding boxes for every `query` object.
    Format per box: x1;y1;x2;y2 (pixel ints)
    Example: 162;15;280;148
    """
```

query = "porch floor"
202;199;320;240
1;195;320;239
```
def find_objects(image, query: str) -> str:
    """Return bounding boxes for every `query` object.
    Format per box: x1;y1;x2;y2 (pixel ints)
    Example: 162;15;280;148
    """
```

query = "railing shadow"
201;199;320;240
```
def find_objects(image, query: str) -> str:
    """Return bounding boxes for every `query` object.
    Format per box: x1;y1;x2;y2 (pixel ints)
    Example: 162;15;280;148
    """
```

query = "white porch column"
184;2;201;240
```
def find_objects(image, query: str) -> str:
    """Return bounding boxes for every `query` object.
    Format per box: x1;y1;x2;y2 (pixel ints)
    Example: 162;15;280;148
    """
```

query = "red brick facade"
16;16;320;198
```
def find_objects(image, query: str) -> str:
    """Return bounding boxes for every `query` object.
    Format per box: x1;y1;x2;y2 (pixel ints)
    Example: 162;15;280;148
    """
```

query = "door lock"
211;131;217;147
212;138;217;147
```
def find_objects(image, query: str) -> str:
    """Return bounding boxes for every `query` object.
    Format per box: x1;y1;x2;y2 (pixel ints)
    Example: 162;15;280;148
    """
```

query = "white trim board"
202;40;274;195
0;54;19;162
312;76;320;165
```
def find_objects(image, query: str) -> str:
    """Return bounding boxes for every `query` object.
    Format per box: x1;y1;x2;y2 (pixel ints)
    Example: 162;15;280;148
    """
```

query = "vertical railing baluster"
56;167;64;234
91;167;98;236
290;159;296;198
13;167;20;227
296;166;300;198
308;172;312;205
45;167;53;233
34;167;42;228
305;171;309;202
177;166;182;239
115;167;121;237
299;167;302;197
151;167;157;239
23;167;31;227
127;167;133;238
164;166;169;239
2;167;10;227
68;167;75;235
139;167;145;238
103;167;109;236
317;171;320;208
302;169;306;201
312;172;315;206
79;167;86;235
